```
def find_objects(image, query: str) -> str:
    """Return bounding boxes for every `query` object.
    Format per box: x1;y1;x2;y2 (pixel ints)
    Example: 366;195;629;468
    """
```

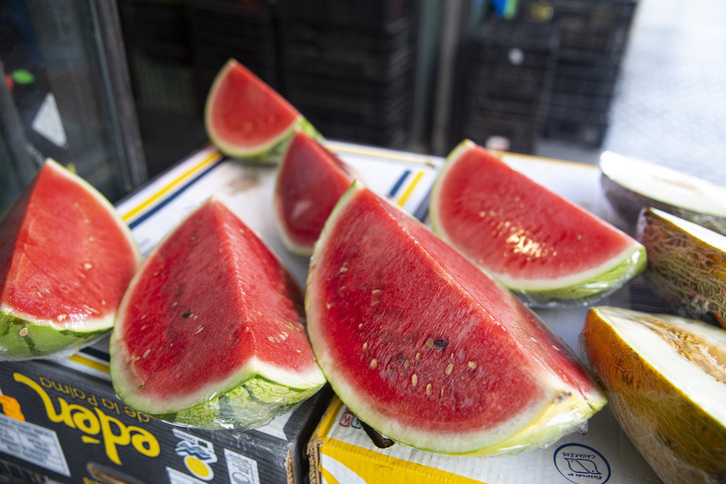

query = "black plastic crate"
277;0;410;33
543;112;610;147
280;20;414;85
285;68;412;105
515;0;638;67
462;117;540;154
189;0;279;96
551;62;620;97
454;17;558;154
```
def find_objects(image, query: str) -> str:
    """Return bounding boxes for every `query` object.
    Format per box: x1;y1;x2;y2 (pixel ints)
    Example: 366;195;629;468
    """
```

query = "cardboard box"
308;396;662;484
0;355;332;484
0;141;441;484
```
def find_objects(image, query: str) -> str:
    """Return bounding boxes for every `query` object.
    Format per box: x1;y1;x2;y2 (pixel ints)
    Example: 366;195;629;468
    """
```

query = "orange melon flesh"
306;181;605;455
582;306;726;484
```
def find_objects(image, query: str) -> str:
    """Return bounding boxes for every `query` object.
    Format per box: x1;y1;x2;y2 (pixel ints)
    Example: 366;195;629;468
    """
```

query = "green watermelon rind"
430;140;646;307
154;375;322;430
212;116;323;164
0;308;112;360
307;181;606;455
0;159;140;360
502;245;647;307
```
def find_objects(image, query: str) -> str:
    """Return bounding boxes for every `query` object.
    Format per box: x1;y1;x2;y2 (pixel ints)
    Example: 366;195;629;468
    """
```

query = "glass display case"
0;0;146;213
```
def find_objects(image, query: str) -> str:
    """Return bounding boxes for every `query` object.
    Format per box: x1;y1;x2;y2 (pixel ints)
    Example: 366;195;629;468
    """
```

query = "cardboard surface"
308;396;662;484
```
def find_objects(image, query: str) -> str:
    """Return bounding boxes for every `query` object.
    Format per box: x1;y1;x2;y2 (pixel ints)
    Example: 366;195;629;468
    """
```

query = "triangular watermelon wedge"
306;180;606;455
110;198;325;430
429;140;646;307
0;159;140;360
274;130;354;256
205;59;321;163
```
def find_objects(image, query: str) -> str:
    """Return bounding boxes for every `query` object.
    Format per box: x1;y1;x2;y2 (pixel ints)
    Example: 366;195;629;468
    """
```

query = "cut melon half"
0;159;140;360
306;180;605;455
582;306;726;484
430;139;646;307
204;59;321;163
274;130;354;256
637;207;726;328
110;198;325;429
600;151;726;235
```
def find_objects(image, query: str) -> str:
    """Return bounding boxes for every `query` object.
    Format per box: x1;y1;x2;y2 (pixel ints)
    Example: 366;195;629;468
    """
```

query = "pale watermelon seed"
426;383;432;395
370;359;378;369
404;359;410;369
411;374;418;386
195;326;204;334
445;363;454;375
18;327;29;337
143;349;150;358
425;338;434;349
468;361;477;370
83;263;93;270
415;352;421;361
88;236;95;241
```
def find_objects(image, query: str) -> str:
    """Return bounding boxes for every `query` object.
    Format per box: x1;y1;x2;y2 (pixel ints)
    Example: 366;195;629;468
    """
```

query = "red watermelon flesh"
110;198;325;427
274;130;353;255
306;181;605;455
1;159;140;359
205;59;318;161
430;140;645;306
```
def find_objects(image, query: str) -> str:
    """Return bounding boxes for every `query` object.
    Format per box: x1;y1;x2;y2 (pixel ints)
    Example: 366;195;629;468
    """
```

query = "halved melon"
110;198;325;429
204;59;321;163
274;130;354;256
600;151;726;235
0;159;140;360
306;180;606;455
582;306;726;484
429;139;646;307
637;207;726;328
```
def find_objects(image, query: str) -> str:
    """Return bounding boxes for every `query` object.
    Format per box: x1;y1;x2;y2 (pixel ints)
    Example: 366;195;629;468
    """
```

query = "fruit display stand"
0;141;442;484
0;141;666;483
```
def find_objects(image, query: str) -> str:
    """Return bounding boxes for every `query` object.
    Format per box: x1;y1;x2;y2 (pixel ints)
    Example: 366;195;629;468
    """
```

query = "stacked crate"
188;0;279;99
277;0;418;149
456;17;558;154
522;0;639;146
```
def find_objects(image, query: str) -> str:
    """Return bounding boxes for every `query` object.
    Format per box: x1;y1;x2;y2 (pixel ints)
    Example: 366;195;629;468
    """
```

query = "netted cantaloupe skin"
582;308;726;484
637;208;726;328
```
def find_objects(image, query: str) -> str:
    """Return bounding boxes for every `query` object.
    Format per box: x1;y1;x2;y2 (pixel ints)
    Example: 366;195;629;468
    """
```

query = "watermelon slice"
0;159;140;360
204;59;321;163
110;198;325;430
429;139;646;307
274;130;354;256
306;180;606;455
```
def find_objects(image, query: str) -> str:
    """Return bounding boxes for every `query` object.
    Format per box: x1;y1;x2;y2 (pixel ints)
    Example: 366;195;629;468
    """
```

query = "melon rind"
637;207;726;328
204;59;322;163
109;198;326;430
307;180;606;455
0;159;140;360
0;308;112;360
600;151;726;235
429;140;646;307
582;306;726;483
